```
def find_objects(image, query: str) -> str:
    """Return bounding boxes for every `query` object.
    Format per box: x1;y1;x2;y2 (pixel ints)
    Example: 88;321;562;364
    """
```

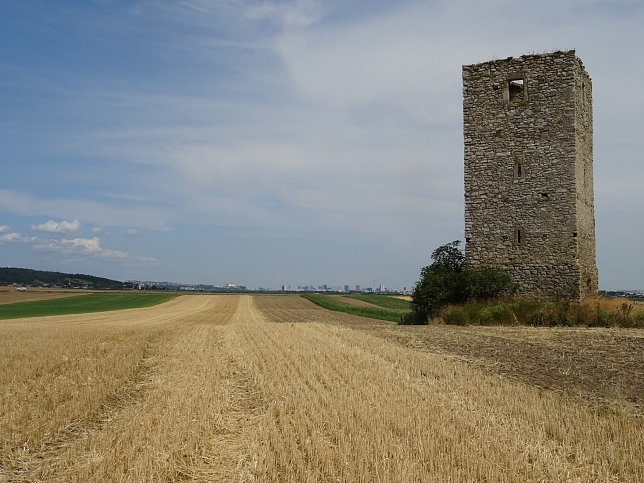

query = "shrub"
442;305;467;325
596;308;617;327
407;243;643;328
527;300;572;327
400;311;428;325
553;305;574;326
406;241;513;324
478;302;515;325
428;293;642;328
464;267;515;300
617;302;633;325
565;302;593;326
634;311;644;328
410;242;466;320
509;299;540;324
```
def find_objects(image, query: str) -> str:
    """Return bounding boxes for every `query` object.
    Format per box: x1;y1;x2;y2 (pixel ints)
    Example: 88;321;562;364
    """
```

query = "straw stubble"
1;294;641;481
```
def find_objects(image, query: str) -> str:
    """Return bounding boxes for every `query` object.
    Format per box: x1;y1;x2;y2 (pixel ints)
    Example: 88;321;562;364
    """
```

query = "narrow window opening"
514;226;525;246
582;82;586;104
514;159;523;179
508;78;525;104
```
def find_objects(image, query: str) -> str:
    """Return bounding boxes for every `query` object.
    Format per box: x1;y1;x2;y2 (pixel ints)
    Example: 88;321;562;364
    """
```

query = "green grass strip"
301;293;409;322
0;293;177;320
344;294;411;311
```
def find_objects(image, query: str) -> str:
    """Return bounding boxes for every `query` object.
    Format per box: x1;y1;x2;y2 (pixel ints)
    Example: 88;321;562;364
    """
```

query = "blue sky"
1;0;642;290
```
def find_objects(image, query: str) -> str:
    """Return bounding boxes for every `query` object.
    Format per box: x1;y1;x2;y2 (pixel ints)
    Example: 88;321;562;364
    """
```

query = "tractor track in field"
254;295;644;415
0;296;238;482
1;334;164;482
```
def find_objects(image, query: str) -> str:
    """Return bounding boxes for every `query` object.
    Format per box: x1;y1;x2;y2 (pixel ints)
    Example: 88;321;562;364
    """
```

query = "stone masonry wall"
463;50;598;300
572;57;599;299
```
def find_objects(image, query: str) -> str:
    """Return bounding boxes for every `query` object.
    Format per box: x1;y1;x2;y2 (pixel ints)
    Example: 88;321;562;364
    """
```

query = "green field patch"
0;293;177;320
301;293;410;322
345;294;411;311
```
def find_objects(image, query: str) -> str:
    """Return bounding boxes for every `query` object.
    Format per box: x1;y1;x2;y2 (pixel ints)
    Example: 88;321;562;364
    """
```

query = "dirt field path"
1;294;642;481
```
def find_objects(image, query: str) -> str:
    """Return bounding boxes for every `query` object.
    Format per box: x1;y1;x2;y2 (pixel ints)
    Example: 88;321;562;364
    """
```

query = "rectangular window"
514;159;523;179
504;76;526;106
509;79;524;101
514;226;525;246
582;82;588;107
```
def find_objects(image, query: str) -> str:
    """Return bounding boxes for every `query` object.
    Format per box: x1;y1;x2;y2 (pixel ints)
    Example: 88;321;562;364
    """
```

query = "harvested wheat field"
0;287;84;305
1;295;642;481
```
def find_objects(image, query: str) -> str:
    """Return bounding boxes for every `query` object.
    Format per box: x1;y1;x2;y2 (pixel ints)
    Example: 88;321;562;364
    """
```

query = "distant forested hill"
0;267;126;289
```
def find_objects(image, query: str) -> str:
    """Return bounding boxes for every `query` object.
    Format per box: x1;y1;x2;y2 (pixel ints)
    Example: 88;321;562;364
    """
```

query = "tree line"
0;267;125;290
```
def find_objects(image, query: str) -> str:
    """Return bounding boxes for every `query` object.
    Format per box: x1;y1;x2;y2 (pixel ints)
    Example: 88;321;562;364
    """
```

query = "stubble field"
0;287;83;305
1;294;642;481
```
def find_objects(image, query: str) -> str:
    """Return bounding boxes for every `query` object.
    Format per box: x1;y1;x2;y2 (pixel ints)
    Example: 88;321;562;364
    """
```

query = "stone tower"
462;50;598;300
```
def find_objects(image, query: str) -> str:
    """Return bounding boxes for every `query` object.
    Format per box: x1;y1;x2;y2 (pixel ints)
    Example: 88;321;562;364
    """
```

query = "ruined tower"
462;50;598;300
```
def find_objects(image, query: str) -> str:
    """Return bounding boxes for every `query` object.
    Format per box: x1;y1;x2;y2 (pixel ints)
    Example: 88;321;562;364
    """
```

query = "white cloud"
32;218;81;234
61;237;102;254
0;232;23;243
33;236;154;262
0;225;10;233
0;231;38;243
125;227;140;236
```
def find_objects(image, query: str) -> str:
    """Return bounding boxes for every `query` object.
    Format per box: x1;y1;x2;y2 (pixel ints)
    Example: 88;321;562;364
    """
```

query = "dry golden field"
1;294;642;481
0;287;84;305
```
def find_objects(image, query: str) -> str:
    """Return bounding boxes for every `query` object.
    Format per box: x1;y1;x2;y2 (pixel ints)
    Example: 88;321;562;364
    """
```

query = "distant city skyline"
133;279;406;293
